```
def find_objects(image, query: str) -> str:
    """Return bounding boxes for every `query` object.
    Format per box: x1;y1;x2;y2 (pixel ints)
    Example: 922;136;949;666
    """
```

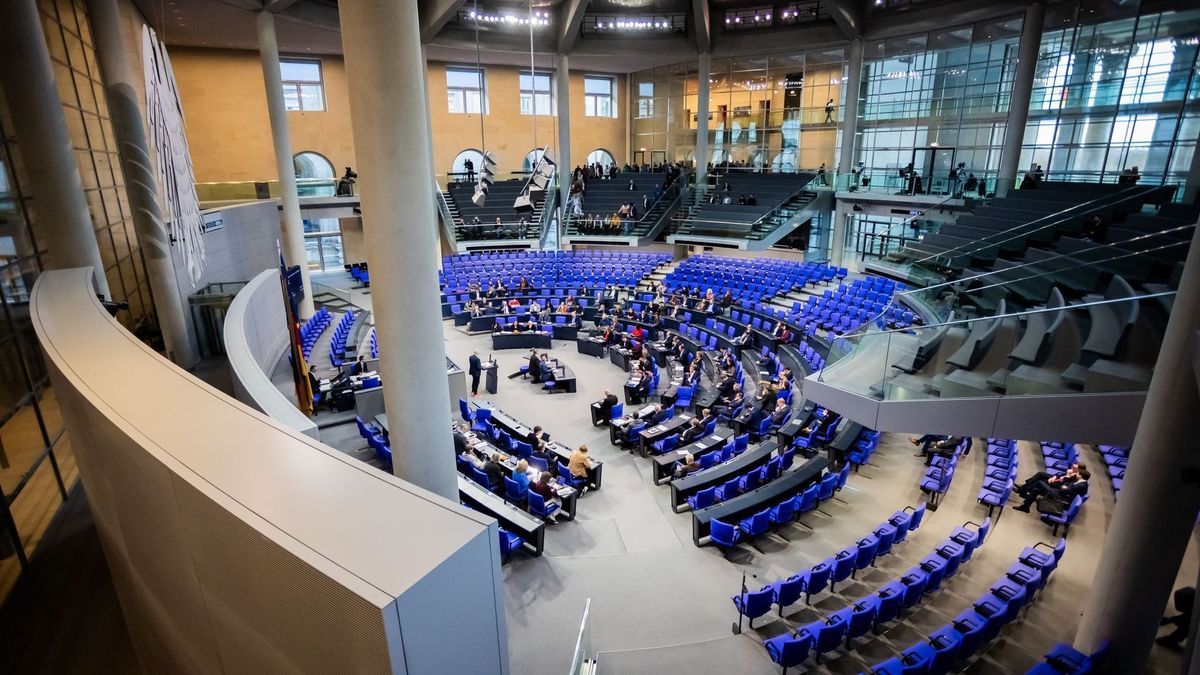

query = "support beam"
418;0;463;44
1074;216;1200;672
995;1;1044;198
257;10;314;319
826;0;864;39
87;0;196;366
556;54;572;227
0;0;109;297
692;0;711;53
838;38;864;177
695;51;711;192
556;0;589;55
339;0;458;501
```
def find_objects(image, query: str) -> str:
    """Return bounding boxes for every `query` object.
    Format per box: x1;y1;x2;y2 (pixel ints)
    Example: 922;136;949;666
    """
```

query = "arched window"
293;151;334;180
522;149;547;173
586;148;615;167
451;148;484;180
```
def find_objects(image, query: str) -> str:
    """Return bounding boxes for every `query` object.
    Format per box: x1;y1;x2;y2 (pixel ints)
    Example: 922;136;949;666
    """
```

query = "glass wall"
1022;9;1200;185
303;218;344;271
629;46;846;172
856;18;1022;193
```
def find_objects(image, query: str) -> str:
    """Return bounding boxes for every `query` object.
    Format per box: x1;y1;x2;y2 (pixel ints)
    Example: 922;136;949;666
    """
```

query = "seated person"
768;398;790;426
716;371;737;398
800;407;835;436
530;471;559;504
1013;465;1090;512
512;459;532;493
595;388;619;419
483;452;505;491
679;418;706;445
696;407;716;430
732;326;753;347
638;403;669;426
528;350;542;383
538;356;556;382
568;444;595;491
712;384;744;417
912;435;964;465
673;453;701;479
453;422;472;456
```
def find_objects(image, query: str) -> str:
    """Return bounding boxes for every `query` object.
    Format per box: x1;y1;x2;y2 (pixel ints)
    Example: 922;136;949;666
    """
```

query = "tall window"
280;59;325;111
520;70;554;115
447;66;487;114
636;81;655;118
584;75;617;118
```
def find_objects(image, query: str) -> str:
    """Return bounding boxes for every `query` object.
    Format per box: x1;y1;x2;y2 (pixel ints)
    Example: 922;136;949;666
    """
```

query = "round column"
86;0;196;366
337;0;457;500
256;10;314;319
837;38;864;179
995;1;1045;197
556;53;572;235
0;0;110;297
695;52;711;193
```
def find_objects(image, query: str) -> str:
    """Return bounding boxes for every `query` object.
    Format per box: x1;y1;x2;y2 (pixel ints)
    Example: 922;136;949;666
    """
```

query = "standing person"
464;157;475;184
468;350;483;397
824;98;835;123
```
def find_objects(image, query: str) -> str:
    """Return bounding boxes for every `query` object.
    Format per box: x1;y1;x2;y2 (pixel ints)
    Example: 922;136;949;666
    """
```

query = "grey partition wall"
32;268;509;674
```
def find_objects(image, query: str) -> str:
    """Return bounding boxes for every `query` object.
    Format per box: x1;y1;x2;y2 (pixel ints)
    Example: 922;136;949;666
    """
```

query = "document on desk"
676;449;689;456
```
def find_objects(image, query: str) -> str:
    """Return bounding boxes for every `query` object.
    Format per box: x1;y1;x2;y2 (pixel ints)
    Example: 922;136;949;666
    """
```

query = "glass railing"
563;173;686;237
830;170;999;199
675;172;824;239
194;178;350;202
817;290;1175;400
311;280;373;311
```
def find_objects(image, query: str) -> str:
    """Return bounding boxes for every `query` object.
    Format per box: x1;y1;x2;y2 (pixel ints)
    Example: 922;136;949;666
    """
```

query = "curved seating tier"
440;250;670;291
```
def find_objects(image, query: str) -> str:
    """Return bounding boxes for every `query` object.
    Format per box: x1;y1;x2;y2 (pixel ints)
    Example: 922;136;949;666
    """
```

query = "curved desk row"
670;439;779;511
491;331;553;350
692;456;829;546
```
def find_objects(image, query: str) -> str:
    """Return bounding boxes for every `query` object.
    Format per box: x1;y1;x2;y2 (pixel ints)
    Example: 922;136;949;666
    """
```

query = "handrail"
434;179;457;244
907;183;1163;268
831;289;1176;340
564;175;684;236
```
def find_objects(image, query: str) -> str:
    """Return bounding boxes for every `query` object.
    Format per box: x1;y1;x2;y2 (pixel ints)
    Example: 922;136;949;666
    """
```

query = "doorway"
910;146;956;195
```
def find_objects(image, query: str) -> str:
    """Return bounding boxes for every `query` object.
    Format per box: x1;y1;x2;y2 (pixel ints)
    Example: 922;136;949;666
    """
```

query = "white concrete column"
256;10;313;319
1074;216;1200;671
837;38;864;179
86;0;195;366
995;1;1045;198
830;202;850;267
0;0;109;297
695;52;711;193
556;54;572;229
338;0;458;500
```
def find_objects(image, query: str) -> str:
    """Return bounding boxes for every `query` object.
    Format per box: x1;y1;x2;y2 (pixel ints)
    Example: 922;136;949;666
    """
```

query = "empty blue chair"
528;491;559;520
710;518;742;549
868;657;906;675
714;477;741;501
806;558;832;601
459;398;474;423
854;535;879;577
512;441;533;460
529;455;549;473
908;502;927;531
936;541;966;578
844;596;880;645
920;553;949;591
797;484;819;514
674;385;694;409
950;517;991;561
817;473;838;501
651;433;679;455
769;495;797;526
699;452;718;470
503;476;527;506
609;402;624;421
899;641;936;674
763;630;814;675
1041;495;1084;537
1006;561;1046;594
733;433;750;454
738;466;763;493
738;508;771;539
803;613;848;663
890;509;913;543
951;609;989;656
874;522;898;558
471;465;494;490
779;447;796;471
928;624;964;675
498;528;524;562
875;579;906;628
731;586;774;630
830;546;857;592
1019;538;1067;577
686;486;716;510
900;568;929;608
769;574;808;614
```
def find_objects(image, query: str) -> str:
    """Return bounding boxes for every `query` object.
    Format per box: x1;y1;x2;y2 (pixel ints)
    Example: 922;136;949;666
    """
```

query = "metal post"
557;54;572;231
696;52;711;193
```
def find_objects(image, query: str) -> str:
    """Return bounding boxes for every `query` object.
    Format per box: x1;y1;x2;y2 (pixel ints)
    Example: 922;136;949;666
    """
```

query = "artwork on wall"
142;25;206;285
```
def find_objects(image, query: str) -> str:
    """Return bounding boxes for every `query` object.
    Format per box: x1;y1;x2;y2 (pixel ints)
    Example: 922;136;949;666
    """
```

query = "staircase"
669;175;830;251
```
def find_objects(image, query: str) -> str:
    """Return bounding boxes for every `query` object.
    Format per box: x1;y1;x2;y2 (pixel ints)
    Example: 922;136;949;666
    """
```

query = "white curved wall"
32;268;509;674
225;268;319;439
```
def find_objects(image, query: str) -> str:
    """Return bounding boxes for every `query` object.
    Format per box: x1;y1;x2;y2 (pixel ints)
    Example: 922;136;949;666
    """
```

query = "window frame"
280;58;326;112
519;70;555;116
446;65;489;115
584;75;618;118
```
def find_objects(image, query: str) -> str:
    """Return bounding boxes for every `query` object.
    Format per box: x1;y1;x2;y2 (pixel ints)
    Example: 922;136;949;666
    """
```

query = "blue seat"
768;574;808;613
844;596;879;645
854;535;879;577
817;472;838;501
768;495;797;526
1041;495;1084;537
528;491;559;520
503;476;527;505
471;465;494;490
528;455;549;473
803;613;848;663
875;580;906;627
624;422;646;447
935;541;965;578
674;385;694;410
797;484;819;514
868;657;906;675
874;522;898;558
806;559;832;601
830;546;857;592
733;433;749;454
951;609;989;656
949;517;991;561
763;630;814;675
651;433;679;455
609;402;624;421
1019;538;1067;577
737;508;771;539
1006;562;1046;594
512;441;533;460
920;553;949;591
714;477;741;501
928;623;964;675
557;463;586;490
699;452;717;470
686;486;716;510
731;586;774;630
899;641;936;674
738;466;763;492
498;528;524;562
710;518;742;549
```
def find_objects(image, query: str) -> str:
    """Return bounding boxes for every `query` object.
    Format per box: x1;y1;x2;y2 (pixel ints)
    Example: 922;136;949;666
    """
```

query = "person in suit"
697;407;716;430
680;418;706;445
732;326;752;348
468;350;483;396
639;403;667;426
526;425;545;451
1013;466;1089;512
768;399;790;426
673;453;701;479
528;350;542;383
596;389;619;419
568;444;595;492
716;371;737;398
350;355;369;376
539;355;556;383
482;452;505;492
453;423;472;456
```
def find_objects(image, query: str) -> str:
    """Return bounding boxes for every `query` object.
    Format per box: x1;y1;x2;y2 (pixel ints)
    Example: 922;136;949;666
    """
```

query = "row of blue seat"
327;311;356;367
919;438;971;507
348;264;369;286
685;446;799;510
846;429;882;470
978;439;1018;517
299;307;334;361
867;537;1067;675
356;417;392;471
1026;640;1109;674
709;464;852;549
1095;444;1128;498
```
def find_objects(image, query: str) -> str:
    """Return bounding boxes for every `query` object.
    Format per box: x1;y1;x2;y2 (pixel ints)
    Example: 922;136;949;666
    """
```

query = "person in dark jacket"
468;350;483;396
